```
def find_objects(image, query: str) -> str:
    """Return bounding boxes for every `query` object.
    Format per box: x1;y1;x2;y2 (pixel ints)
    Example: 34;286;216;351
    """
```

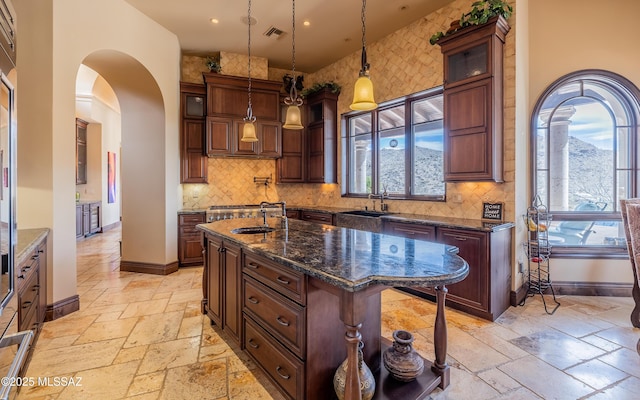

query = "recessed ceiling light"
303;20;310;27
210;18;219;24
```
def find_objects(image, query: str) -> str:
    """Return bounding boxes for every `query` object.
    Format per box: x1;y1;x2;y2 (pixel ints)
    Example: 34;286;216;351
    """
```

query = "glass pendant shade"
350;75;377;111
241;121;258;142
283;105;303;130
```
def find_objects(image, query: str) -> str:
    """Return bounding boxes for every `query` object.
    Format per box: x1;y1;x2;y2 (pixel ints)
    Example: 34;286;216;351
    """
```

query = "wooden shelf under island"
197;217;469;400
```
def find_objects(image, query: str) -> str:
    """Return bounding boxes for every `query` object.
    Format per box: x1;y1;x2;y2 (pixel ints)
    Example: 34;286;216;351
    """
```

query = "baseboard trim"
511;281;633;300
101;220;121;232
120;260;179;275
510;284;529;306
45;295;80;321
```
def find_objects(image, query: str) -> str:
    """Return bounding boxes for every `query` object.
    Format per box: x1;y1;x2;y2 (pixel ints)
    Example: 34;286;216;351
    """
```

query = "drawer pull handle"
248;339;259;349
246;262;259;269
276;277;290;285
33;285;40;291
247;296;259;304
17;274;24;280
276;316;290;327
454;237;467;241
276;366;290;380
22;301;32;309
22;266;31;272
31;254;39;260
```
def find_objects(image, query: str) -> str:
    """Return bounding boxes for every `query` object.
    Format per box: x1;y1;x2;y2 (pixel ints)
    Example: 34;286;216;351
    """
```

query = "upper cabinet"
438;16;510;182
180;82;208;183
76;118;88;184
277;88;338;183
204;73;282;158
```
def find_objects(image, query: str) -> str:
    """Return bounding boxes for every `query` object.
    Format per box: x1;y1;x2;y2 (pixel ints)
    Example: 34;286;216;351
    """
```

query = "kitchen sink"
231;226;276;234
341;210;389;218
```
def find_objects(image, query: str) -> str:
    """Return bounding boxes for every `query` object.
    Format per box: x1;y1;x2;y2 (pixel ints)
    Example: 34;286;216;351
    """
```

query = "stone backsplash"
181;0;516;222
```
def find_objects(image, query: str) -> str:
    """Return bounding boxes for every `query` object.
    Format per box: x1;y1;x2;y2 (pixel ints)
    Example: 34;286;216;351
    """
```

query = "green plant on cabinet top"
430;0;512;45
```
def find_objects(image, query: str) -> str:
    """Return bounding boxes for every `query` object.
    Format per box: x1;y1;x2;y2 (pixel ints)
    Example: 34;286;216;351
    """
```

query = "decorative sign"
482;202;503;221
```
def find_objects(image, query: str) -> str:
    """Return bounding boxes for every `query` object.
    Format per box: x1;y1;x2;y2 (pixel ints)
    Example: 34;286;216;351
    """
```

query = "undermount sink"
341;210;389;218
231;226;276;234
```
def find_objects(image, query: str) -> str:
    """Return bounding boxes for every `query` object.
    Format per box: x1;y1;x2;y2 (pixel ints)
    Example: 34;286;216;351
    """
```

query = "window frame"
530;69;640;258
341;86;445;201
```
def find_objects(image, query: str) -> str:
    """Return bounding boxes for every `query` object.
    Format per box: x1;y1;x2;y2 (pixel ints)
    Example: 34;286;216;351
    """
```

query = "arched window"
532;70;640;256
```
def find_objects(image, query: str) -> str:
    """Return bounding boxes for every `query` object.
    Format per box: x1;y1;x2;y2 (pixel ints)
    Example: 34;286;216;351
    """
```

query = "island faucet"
259;201;287;227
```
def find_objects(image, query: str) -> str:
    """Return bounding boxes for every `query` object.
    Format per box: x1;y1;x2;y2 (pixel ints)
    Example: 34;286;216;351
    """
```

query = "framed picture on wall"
108;151;116;204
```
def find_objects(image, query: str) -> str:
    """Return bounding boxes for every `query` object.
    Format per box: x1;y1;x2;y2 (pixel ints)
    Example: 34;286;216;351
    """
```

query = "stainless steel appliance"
0;3;35;399
205;204;284;223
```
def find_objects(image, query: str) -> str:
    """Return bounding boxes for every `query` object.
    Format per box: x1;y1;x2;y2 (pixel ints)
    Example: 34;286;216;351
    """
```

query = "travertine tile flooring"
16;227;640;399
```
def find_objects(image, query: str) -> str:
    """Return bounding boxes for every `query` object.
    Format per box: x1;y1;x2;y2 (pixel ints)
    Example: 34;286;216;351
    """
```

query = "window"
343;88;445;200
531;70;640;256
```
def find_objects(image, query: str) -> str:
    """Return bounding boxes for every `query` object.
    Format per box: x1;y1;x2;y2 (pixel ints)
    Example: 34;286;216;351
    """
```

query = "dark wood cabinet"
204;73;282;158
178;212;205;266
203;233;242;344
76;201;101;239
17;234;48;376
438;16;509;182
383;220;512;321
76;118;88;184
277;88;338;183
180;82;208;183
306;90;338;183
300;210;335;225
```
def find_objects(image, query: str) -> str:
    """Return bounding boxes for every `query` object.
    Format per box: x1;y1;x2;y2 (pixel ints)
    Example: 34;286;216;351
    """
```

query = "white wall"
527;0;640;285
15;0;181;306
76;66;122;229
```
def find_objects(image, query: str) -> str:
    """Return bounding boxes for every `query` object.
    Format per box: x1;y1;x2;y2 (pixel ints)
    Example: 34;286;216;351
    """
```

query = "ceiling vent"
263;26;285;39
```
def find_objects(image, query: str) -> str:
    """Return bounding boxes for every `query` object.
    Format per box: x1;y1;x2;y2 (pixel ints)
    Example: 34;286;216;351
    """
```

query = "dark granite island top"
197;218;469;400
197;218;468;292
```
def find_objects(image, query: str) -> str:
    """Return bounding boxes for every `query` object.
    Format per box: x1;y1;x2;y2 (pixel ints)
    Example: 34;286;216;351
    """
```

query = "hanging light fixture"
241;0;258;142
350;0;377;111
283;0;304;130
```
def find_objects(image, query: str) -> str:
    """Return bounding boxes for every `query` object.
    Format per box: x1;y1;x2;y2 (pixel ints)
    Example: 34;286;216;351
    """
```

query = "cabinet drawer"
300;211;334;225
19;273;39;329
243;252;306;304
243;276;305;359
383;221;436;241
179;213;205;226
16;252;39;291
244;316;304;400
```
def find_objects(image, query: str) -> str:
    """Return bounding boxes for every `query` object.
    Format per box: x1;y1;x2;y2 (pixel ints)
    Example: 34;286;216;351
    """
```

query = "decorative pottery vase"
383;330;424;382
333;342;375;400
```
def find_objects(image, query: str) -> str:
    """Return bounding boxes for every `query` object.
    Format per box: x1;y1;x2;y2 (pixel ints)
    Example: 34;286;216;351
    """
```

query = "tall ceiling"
124;0;455;72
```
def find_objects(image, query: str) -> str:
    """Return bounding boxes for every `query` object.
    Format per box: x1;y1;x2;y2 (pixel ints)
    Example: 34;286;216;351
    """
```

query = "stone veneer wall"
181;0;516;224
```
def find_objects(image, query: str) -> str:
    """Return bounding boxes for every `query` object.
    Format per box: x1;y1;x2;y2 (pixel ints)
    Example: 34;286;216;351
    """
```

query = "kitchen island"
197;217;468;400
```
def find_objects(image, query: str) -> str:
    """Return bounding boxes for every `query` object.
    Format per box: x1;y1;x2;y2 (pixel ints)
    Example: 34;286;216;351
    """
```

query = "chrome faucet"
259;201;287;227
380;187;389;212
367;193;377;211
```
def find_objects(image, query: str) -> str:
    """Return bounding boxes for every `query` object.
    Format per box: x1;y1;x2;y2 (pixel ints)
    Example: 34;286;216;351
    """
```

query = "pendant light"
350;0;377;111
282;0;304;130
241;0;258;142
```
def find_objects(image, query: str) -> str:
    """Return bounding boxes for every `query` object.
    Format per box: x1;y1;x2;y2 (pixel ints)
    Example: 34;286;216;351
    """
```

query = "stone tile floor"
15;227;640;399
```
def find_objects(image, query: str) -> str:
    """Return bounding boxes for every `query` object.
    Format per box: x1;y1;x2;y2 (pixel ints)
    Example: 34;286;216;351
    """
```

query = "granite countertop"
197;218;469;292
76;200;101;205
180;205;514;232
17;228;49;266
178;208;207;214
